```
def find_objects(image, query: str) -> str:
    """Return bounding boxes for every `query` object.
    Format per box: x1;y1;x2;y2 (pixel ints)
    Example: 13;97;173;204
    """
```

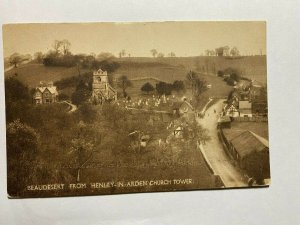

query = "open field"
117;56;267;84
113;61;187;82
4;63;89;88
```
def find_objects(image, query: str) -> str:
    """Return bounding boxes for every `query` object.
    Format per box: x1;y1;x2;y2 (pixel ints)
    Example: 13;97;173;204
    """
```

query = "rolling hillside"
4;63;89;88
116;56;267;83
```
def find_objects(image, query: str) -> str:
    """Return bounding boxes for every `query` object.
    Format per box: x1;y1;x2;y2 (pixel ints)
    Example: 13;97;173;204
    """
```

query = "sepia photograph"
3;22;270;198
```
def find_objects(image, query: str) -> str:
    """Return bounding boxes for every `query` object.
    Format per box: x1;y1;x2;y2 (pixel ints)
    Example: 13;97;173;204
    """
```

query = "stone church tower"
92;69;117;104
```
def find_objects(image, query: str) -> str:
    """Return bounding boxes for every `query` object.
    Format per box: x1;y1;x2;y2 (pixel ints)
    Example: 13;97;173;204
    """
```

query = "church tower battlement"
92;69;117;104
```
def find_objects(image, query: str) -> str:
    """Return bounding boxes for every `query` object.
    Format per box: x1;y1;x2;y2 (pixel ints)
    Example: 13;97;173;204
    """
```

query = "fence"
232;116;268;122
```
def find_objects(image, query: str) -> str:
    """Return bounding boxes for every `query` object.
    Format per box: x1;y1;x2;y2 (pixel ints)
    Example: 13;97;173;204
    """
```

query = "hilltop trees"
230;46;240;56
150;49;158;58
119;49;126;58
157;53;165;58
34;52;44;63
206;46;241;57
9;53;24;68
168;52;176;57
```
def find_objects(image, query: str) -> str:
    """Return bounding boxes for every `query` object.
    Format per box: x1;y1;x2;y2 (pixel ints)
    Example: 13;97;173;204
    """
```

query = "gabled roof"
223;129;269;158
37;86;58;95
36;85;58;95
172;101;194;110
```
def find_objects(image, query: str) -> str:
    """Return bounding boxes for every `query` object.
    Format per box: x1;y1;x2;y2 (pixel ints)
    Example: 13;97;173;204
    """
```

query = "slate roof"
223;129;269;158
36;86;58;95
172;101;194;110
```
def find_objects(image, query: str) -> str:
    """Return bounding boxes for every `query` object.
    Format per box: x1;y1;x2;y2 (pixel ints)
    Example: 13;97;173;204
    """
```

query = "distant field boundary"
129;77;167;83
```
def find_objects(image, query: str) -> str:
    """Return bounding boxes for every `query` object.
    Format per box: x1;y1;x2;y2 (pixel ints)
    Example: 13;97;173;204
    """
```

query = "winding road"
197;99;247;188
63;101;77;113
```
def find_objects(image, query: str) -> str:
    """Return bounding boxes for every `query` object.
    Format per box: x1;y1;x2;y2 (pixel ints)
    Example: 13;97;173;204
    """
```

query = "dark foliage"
71;80;92;106
156;81;173;95
217;70;224;77
172;80;185;92
141;82;154;93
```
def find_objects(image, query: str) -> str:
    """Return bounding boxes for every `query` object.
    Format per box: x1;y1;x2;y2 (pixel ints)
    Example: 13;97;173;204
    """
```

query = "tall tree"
52;40;62;54
118;75;132;97
9;53;23;68
61;39;71;55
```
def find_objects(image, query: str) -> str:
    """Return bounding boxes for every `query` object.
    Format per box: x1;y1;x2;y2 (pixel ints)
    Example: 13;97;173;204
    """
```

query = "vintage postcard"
3;22;270;198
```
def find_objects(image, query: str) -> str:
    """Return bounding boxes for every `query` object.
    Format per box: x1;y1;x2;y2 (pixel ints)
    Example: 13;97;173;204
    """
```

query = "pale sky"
2;22;266;57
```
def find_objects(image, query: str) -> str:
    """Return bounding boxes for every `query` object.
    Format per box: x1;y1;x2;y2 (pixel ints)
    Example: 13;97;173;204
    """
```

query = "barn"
222;129;270;183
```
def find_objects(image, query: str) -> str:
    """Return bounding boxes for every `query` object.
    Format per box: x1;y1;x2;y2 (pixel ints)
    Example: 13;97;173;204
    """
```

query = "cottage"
239;100;252;117
33;82;58;104
224;104;239;117
222;129;270;182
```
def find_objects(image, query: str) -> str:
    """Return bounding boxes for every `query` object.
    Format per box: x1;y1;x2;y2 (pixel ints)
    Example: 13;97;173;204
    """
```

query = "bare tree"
168;52;176;57
150;49;158;58
119;49;126;58
223;46;230;56
52;40;62;54
61;39;71;55
230;47;240;56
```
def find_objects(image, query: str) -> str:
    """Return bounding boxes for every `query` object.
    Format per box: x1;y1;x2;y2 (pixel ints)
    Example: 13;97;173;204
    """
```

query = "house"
172;100;194;117
224;104;239;117
222;129;270;181
239;100;252;117
92;69;117;104
33;81;58;104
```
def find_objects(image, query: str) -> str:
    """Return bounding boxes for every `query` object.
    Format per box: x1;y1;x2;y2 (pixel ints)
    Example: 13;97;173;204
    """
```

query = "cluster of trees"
217;68;242;86
5;76;215;196
141;80;185;95
41;40;120;71
205;46;240;57
8;53;32;68
150;49;176;58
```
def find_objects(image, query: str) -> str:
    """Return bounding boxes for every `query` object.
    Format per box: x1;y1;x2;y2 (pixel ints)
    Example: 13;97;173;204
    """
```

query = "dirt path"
197;99;247;188
63;101;77;113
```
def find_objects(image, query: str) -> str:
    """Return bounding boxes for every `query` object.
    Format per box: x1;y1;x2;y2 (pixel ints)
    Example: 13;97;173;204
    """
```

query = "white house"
239;100;252;117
